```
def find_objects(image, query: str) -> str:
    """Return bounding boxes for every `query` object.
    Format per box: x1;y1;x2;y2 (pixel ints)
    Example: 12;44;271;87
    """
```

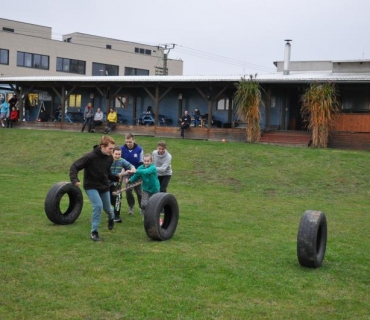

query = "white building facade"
0;18;183;77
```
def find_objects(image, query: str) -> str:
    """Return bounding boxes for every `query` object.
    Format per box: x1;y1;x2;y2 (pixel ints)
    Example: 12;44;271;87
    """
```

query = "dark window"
41;56;49;69
124;67;149;76
33;54;41;68
92;62;119;76
135;47;152;55
106;44;112;49
0;49;9;65
24;53;32;67
3;27;14;33
56;57;86;74
17;51;49;70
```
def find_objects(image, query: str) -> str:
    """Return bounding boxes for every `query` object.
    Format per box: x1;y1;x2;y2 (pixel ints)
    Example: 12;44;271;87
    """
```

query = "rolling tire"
297;210;327;268
144;192;179;241
44;182;83;225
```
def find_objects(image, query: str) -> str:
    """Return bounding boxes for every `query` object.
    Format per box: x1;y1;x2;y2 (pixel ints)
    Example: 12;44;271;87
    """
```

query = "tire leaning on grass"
144;192;179;241
44;182;83;225
297;210;327;268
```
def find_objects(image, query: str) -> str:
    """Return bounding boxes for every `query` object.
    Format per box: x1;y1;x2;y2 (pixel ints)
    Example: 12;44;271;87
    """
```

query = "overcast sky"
2;0;370;76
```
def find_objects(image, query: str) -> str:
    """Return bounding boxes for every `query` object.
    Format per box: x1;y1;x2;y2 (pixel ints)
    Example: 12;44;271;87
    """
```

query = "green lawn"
0;129;369;319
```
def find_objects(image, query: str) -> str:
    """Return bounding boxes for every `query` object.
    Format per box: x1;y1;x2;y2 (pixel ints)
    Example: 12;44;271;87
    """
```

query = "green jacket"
129;163;160;194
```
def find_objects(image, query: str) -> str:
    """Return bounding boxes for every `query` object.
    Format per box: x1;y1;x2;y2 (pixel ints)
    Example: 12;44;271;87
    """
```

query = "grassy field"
0;129;369;320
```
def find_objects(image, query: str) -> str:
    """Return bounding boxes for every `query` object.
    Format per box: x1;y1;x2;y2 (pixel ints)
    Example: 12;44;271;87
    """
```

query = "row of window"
0;49;149;76
134;47;151;55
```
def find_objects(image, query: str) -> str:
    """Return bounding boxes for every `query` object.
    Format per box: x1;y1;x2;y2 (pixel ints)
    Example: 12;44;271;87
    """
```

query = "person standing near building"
24;97;31;121
179;110;191;138
81;102;94;132
126;153;160;217
120;133;144;215
193;108;201;127
8;106;19;128
0;98;9;128
8;94;18;109
152;140;172;192
70;135;118;241
7;94;18;127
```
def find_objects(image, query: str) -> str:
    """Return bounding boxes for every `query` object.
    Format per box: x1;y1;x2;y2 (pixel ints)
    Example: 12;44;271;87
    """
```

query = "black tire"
297;210;327;268
144;192;179;241
44;182;83;225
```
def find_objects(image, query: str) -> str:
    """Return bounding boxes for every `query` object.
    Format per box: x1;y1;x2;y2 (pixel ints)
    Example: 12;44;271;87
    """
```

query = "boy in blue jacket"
121;133;143;215
126;154;159;216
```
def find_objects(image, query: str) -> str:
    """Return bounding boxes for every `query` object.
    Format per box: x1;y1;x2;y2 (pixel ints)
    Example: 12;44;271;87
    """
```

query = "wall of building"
0;18;183;77
333;61;370;73
275;61;332;72
0;18;51;39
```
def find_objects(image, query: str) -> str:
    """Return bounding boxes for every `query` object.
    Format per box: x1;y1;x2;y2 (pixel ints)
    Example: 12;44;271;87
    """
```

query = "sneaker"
128;207;134;215
114;216;122;223
91;231;102;241
108;219;114;230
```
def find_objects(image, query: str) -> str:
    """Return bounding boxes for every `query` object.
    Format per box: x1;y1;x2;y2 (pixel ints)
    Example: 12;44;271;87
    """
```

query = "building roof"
1;72;370;85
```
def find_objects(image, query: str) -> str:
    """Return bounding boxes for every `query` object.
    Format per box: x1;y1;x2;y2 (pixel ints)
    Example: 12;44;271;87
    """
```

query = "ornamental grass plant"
234;77;262;143
301;82;340;148
0;129;369;319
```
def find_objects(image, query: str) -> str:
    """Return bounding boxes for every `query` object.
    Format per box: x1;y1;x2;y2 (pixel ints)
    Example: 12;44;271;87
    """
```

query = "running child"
126;153;159;216
110;147;136;223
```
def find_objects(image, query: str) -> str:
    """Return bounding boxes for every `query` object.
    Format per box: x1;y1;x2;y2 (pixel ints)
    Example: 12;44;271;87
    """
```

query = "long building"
0;17;183;77
1;26;370;149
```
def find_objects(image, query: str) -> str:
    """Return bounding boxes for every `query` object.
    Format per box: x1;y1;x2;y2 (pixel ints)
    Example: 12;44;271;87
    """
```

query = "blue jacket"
121;143;143;168
0;101;10;117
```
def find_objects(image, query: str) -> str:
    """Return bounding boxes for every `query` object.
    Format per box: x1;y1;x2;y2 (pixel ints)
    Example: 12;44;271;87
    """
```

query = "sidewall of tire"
44;182;83;225
297;210;327;268
144;192;179;241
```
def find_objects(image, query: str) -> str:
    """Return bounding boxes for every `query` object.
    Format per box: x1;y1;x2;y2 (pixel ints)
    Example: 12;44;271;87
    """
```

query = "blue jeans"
85;189;114;232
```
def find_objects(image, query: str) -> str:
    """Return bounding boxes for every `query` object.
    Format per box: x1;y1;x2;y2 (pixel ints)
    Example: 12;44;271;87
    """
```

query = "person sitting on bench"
103;108;117;134
90;108;104;132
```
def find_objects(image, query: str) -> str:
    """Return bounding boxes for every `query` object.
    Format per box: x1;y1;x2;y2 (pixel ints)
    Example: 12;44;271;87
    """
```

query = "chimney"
283;39;292;75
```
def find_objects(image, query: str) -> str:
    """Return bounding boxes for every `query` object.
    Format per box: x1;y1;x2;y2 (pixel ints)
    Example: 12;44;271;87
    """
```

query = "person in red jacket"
9;106;19;128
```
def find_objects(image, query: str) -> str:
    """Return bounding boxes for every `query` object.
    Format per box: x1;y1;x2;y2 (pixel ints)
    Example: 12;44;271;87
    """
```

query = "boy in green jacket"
126;153;160;216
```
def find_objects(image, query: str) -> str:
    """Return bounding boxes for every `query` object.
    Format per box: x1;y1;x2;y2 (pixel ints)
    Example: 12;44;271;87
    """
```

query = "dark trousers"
125;184;142;208
9;119;17;128
81;117;93;132
104;121;116;133
180;123;190;138
91;120;103;131
110;183;122;216
158;175;171;192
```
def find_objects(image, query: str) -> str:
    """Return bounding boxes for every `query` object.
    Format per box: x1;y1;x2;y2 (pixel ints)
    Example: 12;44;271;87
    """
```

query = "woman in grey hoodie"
152;140;172;192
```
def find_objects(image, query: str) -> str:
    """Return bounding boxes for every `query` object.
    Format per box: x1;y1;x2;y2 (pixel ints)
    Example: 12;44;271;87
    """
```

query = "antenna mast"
156;44;176;75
